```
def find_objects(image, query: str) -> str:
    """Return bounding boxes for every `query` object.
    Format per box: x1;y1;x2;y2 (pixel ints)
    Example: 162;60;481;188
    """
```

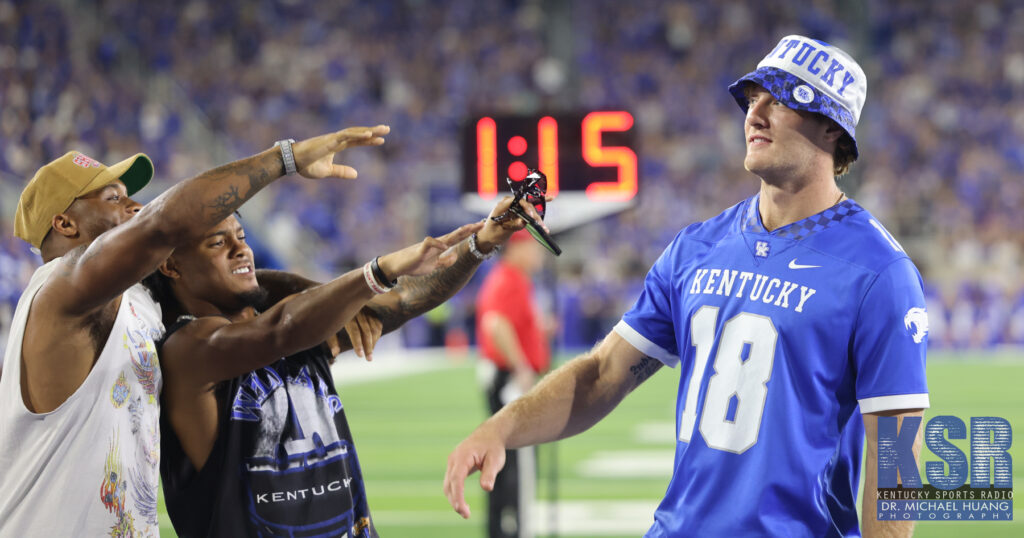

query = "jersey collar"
740;194;864;264
743;194;863;241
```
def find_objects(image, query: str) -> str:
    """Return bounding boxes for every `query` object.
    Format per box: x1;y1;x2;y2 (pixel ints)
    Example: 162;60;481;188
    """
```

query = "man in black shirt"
149;197;540;537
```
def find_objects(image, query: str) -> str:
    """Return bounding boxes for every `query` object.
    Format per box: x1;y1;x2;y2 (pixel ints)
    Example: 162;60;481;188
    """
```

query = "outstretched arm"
443;330;662;519
255;236;488;362
257;195;545;359
44;126;390;318
21;126;391;413
371;195;547;333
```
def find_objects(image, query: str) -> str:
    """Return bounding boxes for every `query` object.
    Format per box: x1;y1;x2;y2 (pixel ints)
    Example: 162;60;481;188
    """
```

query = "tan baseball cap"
14;151;154;248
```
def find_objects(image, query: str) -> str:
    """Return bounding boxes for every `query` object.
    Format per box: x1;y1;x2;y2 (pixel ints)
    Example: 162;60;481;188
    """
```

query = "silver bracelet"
468;232;498;261
274;138;297;175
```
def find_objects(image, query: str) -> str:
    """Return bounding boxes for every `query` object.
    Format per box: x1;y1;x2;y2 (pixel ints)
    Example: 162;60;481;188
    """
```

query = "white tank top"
0;258;164;535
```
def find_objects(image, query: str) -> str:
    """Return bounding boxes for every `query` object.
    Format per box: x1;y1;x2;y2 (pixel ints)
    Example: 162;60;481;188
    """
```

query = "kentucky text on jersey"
688;268;817;313
255;478;352;504
768;38;856;95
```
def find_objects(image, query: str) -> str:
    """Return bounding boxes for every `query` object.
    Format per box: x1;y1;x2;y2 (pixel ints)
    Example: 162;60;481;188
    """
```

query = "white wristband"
274;138;297;175
363;261;390;295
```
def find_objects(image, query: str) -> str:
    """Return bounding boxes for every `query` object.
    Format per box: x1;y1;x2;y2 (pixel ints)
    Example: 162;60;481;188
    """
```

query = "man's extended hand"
293;125;391;180
474;194;553;253
378;222;484;280
443;425;509;519
345;308;384;361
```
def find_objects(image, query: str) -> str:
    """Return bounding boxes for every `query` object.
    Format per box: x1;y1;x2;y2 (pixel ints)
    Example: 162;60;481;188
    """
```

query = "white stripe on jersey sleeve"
859;393;930;414
613;320;680;367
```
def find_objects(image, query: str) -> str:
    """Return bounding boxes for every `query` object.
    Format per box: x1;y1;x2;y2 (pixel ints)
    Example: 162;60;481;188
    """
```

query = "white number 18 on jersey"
679;306;778;453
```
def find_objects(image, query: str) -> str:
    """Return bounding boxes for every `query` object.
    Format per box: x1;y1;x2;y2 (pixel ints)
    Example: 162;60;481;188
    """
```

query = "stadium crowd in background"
1;0;1023;355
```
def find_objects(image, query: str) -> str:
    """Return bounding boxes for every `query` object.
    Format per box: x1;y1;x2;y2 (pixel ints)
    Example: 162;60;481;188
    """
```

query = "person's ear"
823;120;844;144
50;213;79;240
159;257;182;280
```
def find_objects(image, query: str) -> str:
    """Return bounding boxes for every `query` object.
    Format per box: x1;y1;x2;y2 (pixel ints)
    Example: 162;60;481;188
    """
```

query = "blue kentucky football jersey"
615;195;929;537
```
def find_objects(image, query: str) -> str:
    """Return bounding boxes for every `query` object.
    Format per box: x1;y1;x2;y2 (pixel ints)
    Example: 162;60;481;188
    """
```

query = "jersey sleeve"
853;257;930;413
615;240;682;367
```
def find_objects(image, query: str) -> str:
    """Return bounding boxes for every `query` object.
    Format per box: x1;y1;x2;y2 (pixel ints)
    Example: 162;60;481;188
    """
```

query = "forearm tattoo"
372;241;483;334
202;152;280;225
629;356;661;385
204;185;242;223
248;167;274;192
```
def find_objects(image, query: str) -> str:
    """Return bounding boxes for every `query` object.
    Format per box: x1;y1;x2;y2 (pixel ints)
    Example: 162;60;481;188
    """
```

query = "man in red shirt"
475;230;549;538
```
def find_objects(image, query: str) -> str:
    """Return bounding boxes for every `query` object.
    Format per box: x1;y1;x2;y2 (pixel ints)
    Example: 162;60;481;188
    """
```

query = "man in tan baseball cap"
13;151;154;249
0;125;391;536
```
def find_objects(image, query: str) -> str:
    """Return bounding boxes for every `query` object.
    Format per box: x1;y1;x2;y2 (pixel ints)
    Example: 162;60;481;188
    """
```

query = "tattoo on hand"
629;356;660;384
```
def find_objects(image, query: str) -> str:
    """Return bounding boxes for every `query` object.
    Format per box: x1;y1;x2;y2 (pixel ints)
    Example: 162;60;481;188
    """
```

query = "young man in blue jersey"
445;35;928;537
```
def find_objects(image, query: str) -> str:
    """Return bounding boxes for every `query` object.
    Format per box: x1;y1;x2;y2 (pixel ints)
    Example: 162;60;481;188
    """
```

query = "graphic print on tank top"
123;306;163;531
99;293;164;537
230;359;373;536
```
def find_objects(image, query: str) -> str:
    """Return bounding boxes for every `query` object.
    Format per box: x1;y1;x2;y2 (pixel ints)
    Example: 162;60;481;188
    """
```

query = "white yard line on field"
575;449;675;479
330;342;458;385
374;500;660;535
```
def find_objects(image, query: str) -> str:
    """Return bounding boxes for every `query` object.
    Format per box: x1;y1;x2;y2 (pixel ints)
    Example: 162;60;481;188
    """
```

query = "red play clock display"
462;111;638;201
461;111;639;232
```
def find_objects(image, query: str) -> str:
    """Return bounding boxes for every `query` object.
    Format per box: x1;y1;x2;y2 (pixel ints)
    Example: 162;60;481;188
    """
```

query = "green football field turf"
156;350;1021;537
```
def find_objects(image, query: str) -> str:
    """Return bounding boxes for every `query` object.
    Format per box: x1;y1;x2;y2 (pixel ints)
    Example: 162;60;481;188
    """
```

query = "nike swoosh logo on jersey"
788;259;821;269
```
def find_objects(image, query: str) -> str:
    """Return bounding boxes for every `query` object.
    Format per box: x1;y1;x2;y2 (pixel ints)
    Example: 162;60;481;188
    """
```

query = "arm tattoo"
629;356;661;385
248;167;274;192
372;240;483;334
204;184;242;223
200;152;280;226
255;241;485;351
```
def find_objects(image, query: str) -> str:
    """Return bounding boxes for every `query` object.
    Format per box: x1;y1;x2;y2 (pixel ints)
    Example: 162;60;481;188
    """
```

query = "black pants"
484;369;534;538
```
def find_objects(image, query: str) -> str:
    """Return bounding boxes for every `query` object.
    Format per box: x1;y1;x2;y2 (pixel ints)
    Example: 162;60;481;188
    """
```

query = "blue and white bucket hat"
728;35;867;158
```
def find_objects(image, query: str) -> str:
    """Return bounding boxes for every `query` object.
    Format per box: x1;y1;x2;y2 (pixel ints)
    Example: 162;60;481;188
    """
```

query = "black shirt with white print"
159;317;377;537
